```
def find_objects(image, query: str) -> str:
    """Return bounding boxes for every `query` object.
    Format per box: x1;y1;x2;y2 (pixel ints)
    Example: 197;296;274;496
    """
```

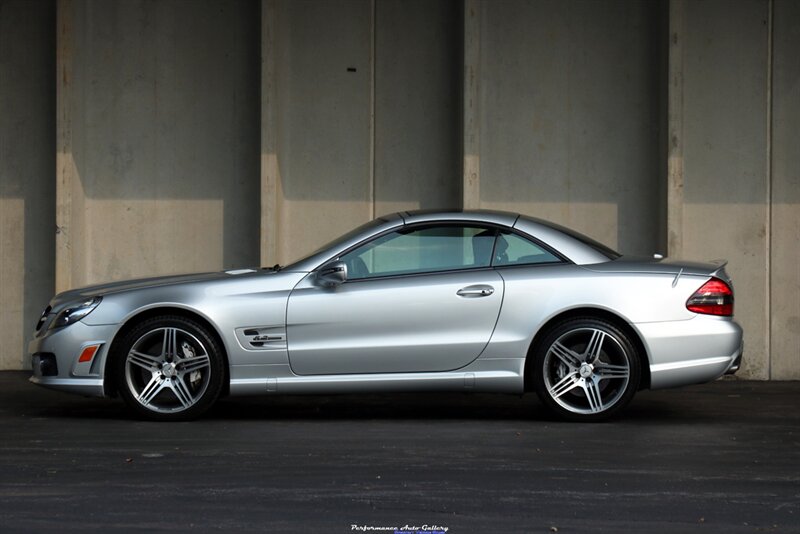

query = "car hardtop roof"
397;209;520;226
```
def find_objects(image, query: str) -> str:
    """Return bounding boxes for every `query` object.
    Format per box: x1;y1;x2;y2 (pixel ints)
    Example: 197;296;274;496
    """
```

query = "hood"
50;269;267;308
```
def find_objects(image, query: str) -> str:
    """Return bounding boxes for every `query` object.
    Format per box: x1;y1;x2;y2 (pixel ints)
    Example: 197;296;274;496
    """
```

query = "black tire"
532;317;641;422
111;315;224;421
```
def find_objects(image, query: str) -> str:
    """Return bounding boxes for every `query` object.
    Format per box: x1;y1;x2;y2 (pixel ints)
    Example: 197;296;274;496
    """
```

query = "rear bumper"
635;317;743;389
725;343;743;375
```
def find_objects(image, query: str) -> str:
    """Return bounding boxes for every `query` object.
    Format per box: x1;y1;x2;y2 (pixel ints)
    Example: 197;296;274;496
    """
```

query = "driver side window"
341;225;495;280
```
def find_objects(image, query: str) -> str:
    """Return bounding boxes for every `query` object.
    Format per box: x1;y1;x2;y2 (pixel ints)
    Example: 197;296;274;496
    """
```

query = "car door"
286;224;505;375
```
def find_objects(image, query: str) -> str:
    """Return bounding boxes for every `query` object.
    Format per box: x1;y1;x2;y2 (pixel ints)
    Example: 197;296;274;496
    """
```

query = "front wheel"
532;317;641;422
112;315;225;421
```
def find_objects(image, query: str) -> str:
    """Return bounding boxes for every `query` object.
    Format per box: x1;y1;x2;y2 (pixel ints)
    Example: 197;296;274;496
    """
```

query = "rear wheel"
532;317;641;422
112;315;224;421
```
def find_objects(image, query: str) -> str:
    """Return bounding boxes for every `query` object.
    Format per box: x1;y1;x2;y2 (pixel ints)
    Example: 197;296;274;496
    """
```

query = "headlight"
49;297;102;330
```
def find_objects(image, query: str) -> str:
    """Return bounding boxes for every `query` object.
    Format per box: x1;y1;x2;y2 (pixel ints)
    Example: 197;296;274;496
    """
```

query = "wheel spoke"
161;328;178;360
138;374;166;406
595;362;629;380
179;354;210;374
584;329;606;363
549;341;582;368
128;350;161;371
549;371;581;399
581;377;604;413
169;377;194;409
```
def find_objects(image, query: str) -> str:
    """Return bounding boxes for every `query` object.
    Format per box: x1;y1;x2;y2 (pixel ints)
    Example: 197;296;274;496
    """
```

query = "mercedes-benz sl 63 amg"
30;210;743;421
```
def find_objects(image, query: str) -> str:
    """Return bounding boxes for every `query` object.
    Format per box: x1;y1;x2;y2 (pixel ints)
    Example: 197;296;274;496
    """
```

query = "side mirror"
317;260;347;287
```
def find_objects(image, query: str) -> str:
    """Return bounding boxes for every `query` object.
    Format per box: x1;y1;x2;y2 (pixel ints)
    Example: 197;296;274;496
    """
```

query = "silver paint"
28;210;743;415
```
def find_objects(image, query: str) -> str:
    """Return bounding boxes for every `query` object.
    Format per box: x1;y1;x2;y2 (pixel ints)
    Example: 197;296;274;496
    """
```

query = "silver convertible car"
30;210;743;421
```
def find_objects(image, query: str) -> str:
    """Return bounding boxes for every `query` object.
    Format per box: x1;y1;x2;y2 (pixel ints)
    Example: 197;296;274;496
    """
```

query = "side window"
493;232;561;266
341;225;495;280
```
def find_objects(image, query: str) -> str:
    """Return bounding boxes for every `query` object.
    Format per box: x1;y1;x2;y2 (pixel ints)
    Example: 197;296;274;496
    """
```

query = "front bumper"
29;321;118;397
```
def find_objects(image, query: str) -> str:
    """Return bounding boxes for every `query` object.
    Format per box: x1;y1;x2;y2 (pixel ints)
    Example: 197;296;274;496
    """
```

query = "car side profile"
29;210;743;422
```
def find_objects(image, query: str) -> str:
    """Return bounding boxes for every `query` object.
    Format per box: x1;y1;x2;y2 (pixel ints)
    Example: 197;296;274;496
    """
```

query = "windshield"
281;217;390;271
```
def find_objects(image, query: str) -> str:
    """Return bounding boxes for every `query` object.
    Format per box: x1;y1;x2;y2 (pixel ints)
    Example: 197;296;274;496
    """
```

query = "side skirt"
229;362;525;397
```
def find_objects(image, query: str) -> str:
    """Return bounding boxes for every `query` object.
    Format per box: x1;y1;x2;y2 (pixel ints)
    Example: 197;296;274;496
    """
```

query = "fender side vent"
236;326;287;350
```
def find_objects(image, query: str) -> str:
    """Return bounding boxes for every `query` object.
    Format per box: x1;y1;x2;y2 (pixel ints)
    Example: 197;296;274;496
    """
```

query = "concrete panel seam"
766;0;774;379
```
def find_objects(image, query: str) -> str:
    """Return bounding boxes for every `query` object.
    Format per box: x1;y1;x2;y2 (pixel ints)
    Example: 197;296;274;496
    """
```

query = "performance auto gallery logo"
350;524;449;534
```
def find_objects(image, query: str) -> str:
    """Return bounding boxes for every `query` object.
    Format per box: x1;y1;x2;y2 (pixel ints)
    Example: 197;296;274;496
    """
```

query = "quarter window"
493;232;561;266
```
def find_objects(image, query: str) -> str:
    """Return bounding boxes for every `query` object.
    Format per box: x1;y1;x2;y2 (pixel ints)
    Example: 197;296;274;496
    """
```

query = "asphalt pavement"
0;371;798;533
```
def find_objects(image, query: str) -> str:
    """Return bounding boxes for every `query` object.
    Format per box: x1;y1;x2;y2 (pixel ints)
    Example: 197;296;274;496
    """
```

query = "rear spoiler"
708;259;731;285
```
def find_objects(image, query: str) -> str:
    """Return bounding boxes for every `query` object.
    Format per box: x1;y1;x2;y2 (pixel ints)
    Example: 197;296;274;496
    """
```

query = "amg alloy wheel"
113;316;224;421
533;317;641;421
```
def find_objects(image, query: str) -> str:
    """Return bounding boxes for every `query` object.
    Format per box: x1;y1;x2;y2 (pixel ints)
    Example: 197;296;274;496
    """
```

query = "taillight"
686;278;734;316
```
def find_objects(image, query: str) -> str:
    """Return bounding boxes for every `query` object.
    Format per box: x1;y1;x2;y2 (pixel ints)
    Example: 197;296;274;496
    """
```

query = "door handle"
457;285;495;298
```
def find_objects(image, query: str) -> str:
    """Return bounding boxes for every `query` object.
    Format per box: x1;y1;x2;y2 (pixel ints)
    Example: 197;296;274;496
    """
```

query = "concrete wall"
771;0;800;379
477;0;667;255
263;0;461;265
56;0;260;291
0;0;55;370
668;0;800;380
270;0;373;264
1;0;798;377
678;0;770;378
374;0;461;216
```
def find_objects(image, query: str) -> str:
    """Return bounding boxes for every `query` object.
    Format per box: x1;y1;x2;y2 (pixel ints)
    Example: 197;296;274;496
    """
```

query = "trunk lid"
581;256;731;282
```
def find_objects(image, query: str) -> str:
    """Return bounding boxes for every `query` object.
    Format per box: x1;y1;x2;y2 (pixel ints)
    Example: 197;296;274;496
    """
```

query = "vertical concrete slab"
681;0;769;379
58;0;260;289
0;0;55;369
56;0;83;293
477;0;665;255
667;0;685;258
261;0;280;268
272;0;372;264
770;0;800;379
463;0;480;210
374;0;461;215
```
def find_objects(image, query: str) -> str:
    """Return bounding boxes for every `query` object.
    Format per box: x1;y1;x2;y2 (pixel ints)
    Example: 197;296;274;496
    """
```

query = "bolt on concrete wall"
0;0;55;370
57;0;260;291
